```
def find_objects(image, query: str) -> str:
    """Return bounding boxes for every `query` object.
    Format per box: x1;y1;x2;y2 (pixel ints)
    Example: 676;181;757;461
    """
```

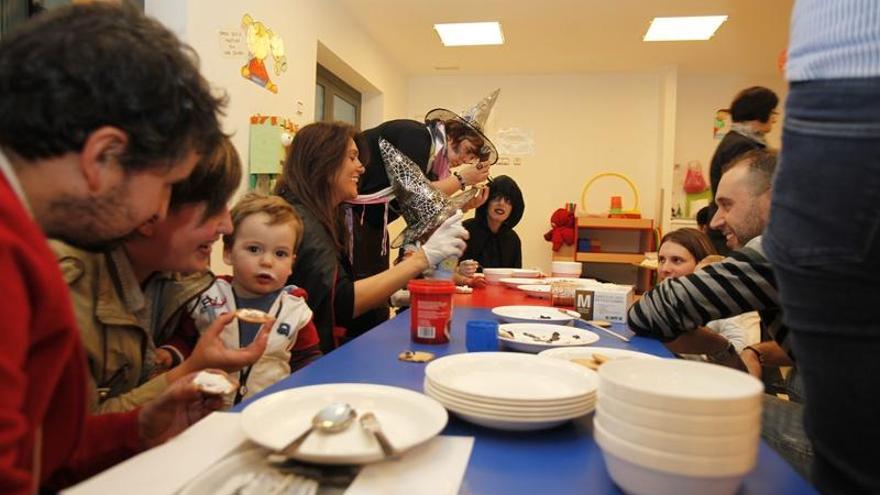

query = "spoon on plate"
274;402;357;456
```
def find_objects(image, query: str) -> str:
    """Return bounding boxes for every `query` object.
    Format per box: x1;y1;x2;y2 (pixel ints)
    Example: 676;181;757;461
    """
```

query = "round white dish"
510;268;542;278
597;359;764;415
593;419;758;477
426;376;592;408
483;268;514;284
425;352;597;402
241;383;447;464
596;407;760;457
538;346;662;362
424;380;595;418
595;392;761;436
498;323;599;353
601;447;746;495
499;277;547;289
518;284;551;299
491;305;576;325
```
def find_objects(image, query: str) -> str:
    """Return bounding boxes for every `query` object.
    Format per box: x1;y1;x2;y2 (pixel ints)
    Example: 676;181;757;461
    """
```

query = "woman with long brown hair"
657;228;759;355
277;121;468;353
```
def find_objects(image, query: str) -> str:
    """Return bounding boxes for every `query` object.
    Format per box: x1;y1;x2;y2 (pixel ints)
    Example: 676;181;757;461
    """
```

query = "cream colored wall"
146;0;409;274
408;73;665;274
668;74;787;230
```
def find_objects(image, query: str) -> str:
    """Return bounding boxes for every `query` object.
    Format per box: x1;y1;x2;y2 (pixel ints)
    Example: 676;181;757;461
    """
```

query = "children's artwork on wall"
249;115;296;194
713;108;731;140
240;14;287;93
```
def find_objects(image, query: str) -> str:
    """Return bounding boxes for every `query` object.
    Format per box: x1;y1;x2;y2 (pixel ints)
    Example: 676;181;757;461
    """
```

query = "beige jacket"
52;242;213;413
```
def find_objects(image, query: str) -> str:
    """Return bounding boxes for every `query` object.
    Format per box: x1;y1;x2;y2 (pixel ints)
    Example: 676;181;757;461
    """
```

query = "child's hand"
169;313;272;381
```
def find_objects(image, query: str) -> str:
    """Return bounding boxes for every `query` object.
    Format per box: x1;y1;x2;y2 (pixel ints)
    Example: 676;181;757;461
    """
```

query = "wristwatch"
707;342;738;363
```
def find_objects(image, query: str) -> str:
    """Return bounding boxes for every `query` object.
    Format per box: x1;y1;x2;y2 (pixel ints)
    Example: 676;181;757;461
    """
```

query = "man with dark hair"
707;86;779;255
628;149;813;478
54;137;268;414
0;4;252;492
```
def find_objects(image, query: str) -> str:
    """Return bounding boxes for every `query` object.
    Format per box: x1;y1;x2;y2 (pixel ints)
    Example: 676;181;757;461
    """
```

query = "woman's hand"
462;186;489;212
453;162;490;186
138;370;236;448
422;210;468;266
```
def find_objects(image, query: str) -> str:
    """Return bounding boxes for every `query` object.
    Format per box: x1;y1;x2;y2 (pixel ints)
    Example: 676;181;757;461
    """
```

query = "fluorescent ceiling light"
643;15;728;41
434;22;504;46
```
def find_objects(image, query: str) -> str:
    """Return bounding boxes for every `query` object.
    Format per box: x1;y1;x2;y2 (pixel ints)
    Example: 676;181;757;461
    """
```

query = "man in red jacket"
0;4;264;493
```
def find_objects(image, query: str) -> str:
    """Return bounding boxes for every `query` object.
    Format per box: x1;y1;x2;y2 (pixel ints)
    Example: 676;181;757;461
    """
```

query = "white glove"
422;210;469;267
457;259;479;277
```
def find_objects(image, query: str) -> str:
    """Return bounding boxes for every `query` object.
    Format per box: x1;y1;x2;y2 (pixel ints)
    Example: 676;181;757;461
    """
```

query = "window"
316;64;361;129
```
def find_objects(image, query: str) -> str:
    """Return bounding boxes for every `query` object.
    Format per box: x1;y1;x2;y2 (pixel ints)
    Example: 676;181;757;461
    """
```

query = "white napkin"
62;412;246;495
344;435;474;495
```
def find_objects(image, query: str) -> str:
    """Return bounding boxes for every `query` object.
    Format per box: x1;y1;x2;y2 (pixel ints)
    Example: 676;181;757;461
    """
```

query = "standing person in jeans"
707;86;779;255
765;1;880;493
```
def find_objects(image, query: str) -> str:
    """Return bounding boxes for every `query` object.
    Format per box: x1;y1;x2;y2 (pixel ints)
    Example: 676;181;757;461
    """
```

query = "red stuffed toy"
544;208;576;251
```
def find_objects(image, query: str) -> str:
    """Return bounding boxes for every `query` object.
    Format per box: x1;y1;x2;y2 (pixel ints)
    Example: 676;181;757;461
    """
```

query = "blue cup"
466;320;499;352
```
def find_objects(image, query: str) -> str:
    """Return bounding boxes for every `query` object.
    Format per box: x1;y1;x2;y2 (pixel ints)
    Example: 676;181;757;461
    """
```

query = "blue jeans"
765;78;880;495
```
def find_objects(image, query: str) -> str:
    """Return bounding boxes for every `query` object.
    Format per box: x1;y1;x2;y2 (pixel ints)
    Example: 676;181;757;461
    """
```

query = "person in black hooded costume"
462;175;524;269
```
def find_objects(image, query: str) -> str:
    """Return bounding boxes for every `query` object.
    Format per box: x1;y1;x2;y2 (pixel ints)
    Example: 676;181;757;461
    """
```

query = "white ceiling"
337;0;794;76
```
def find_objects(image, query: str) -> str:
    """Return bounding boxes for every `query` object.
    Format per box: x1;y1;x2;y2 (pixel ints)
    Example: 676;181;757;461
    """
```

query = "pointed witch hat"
381;138;479;248
425;88;500;165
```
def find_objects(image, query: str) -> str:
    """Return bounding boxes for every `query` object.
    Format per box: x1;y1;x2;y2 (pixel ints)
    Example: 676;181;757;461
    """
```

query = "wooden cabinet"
552;217;657;293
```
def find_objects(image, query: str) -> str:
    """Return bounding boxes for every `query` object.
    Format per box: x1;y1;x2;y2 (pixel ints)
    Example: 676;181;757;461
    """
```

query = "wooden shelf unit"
552;216;657;293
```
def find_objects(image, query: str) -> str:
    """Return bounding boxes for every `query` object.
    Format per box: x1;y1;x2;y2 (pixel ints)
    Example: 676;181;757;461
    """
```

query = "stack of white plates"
499;277;546;289
594;359;764;495
483;268;514;284
424;352;597;431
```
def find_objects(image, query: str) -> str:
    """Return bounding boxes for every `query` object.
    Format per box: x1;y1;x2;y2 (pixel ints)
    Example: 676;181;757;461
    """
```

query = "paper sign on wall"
248;115;295;175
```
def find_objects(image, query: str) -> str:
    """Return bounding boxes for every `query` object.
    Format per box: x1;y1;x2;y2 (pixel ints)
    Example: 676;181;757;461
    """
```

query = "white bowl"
594;419;757;478
483;268;514;284
595;407;759;457
601;447;746;495
597;391;761;436
551;261;582;276
598;359;763;415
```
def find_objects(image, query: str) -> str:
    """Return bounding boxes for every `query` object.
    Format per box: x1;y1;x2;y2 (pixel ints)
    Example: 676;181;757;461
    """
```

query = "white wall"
147;0;409;273
408;73;664;274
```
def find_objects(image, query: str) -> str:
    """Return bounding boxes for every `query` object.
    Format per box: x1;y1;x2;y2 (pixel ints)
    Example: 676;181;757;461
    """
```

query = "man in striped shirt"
628;150;813;479
629;149;791;370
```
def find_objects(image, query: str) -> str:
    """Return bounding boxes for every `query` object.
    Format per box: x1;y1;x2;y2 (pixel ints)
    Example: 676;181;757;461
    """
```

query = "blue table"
236;307;815;495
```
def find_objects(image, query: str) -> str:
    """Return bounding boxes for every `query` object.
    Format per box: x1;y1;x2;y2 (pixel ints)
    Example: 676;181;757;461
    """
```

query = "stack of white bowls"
423;352;597;431
594;359;763;495
551;260;582;278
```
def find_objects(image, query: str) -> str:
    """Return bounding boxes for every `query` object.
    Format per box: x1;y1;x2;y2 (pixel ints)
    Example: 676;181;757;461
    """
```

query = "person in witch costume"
276;122;470;353
462;175;525;269
347;89;501;334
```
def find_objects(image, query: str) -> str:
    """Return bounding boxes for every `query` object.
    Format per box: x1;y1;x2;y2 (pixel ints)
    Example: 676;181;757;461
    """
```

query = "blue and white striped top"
788;0;880;81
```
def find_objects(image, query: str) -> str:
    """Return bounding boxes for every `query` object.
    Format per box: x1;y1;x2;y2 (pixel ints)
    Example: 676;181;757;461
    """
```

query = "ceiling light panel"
434;22;504;46
643;15;728;41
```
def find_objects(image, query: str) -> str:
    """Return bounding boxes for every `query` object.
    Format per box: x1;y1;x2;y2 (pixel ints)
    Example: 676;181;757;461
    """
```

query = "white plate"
491;305;576;324
179;447;319;495
424;384;594;431
518;284;551;299
498;323;599;353
510;268;542;278
241;383;447;464
499;277;548;288
425;352;597;402
426;376;592;407
539;346;662;362
423;379;594;416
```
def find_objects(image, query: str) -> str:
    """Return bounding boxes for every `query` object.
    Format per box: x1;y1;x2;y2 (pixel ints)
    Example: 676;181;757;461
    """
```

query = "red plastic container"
408;279;455;344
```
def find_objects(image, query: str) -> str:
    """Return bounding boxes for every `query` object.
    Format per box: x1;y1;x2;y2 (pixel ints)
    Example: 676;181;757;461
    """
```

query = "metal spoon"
275;402;357;456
